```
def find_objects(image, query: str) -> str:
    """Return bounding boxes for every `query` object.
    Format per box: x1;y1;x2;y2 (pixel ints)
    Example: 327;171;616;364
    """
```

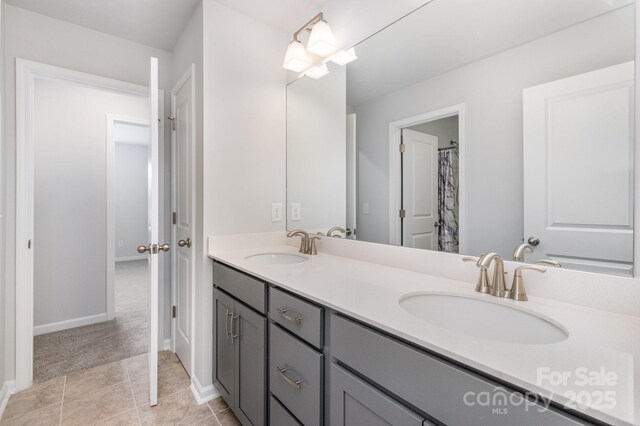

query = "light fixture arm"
293;12;324;41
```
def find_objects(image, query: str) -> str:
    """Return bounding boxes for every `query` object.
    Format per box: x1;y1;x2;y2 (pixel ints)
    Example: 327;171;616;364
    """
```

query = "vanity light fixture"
330;47;358;66
305;64;330;79
282;12;337;72
307;19;336;56
283;39;311;72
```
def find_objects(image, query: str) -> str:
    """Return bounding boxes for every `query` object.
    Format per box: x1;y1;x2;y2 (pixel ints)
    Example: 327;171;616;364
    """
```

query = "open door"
136;57;162;406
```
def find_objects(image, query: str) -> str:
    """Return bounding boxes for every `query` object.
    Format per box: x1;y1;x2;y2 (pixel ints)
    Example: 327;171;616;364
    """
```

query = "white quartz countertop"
208;240;640;425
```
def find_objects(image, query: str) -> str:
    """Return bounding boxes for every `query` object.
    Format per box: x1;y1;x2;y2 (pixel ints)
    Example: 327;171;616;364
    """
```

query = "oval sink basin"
245;253;309;265
399;293;568;345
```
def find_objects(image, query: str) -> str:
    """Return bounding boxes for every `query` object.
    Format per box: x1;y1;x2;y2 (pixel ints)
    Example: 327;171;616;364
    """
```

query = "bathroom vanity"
209;235;640;426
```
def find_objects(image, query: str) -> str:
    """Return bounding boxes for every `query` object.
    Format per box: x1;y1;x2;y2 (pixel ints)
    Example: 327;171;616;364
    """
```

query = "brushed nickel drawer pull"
225;309;231;338
276;366;303;390
277;308;303;326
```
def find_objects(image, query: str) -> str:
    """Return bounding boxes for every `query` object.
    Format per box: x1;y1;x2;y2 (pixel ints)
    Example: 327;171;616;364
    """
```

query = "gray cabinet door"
235;302;266;426
214;289;235;403
330;364;425;426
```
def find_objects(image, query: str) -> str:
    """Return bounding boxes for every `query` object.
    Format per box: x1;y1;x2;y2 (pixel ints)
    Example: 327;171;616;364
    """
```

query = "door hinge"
172;212;177;225
399;143;406;153
168;116;176;131
172;306;176;318
28;239;31;249
399;209;406;219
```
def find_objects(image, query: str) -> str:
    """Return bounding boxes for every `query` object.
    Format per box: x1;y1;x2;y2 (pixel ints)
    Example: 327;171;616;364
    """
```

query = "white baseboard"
115;255;147;262
34;313;108;336
163;338;171;351
190;375;220;405
0;380;16;420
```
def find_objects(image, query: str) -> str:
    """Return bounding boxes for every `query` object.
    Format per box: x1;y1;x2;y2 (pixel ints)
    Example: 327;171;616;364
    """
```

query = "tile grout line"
58;375;66;426
124;359;143;425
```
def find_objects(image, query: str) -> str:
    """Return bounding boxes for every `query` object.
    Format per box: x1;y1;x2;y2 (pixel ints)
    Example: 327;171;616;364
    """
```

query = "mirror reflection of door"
523;61;634;276
400;116;460;253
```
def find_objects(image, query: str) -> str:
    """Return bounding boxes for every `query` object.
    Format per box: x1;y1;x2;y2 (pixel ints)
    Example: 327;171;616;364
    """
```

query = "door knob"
137;245;151;254
178;238;191;248
159;243;170;252
527;236;540;246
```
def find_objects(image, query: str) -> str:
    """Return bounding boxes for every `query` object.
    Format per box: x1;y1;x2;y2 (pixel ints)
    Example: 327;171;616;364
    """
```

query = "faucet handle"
462;256;492;294
309;236;321;255
508;265;546;301
534;259;561;268
462;257;479;264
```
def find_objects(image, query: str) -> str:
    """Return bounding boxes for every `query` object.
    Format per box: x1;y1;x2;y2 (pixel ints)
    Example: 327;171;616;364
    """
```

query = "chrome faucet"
287;229;309;254
327;227;347;237
477;253;508;297
286;229;320;255
512;243;534;262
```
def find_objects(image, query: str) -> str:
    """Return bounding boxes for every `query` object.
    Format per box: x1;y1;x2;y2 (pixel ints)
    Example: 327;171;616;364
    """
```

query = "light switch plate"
271;203;283;222
362;203;369;215
291;203;301;221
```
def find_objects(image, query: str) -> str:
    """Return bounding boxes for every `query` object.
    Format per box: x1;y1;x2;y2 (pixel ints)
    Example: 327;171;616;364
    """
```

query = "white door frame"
106;114;150;321
388;104;467;252
170;64;196;376
14;58;157;391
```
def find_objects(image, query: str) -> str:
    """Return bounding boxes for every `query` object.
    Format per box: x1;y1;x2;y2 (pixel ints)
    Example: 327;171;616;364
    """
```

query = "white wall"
196;0;288;389
33;79;148;327
287;65;346;231
3;4;173;381
354;6;635;256
115;142;149;260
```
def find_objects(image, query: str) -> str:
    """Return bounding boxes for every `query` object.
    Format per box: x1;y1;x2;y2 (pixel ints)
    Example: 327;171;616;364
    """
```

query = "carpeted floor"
33;260;149;383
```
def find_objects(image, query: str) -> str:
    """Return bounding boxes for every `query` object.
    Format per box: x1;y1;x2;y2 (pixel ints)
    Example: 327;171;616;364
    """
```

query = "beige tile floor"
1;351;240;426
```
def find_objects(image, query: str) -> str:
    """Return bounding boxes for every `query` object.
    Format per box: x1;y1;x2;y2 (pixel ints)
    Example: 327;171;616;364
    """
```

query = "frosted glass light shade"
306;64;330;79
330;48;357;66
307;20;336;57
283;40;310;72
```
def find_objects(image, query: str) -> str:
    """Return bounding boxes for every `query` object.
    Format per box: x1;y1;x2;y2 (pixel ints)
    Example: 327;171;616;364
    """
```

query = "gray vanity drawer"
213;261;266;313
269;287;323;349
269;324;323;426
330;364;426;426
331;314;590;426
270;395;302;426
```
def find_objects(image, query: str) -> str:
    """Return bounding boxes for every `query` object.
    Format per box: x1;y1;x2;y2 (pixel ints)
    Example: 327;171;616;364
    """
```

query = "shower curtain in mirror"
438;150;459;253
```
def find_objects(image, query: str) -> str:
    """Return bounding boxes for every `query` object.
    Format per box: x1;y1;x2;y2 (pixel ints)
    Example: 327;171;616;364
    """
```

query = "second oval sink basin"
399;293;568;345
245;253;309;265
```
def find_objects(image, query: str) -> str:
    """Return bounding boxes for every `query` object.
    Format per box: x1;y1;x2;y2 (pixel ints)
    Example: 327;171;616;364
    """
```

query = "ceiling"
4;0;200;50
212;0;326;34
346;0;635;105
114;122;149;146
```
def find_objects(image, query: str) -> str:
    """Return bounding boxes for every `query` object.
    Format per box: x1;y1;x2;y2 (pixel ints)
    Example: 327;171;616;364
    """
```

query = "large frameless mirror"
286;0;636;276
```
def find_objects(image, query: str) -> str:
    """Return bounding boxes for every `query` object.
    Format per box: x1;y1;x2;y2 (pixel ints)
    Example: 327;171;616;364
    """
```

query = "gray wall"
0;0;5;388
355;6;635;257
409;116;458;149
115;142;149;260
34;78;148;327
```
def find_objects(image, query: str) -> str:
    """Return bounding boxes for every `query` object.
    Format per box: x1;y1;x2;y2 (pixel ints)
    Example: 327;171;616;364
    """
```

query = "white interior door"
402;128;439;250
346;113;357;239
147;57;160;406
523;61;634;276
171;66;194;375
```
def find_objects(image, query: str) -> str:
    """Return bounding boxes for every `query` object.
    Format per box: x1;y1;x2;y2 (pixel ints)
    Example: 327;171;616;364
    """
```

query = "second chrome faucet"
287;229;320;255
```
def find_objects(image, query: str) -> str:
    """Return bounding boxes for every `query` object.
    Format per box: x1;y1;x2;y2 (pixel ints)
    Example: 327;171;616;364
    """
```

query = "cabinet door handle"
230;314;239;340
277;308;303;326
276;366;303;390
225;309;232;338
